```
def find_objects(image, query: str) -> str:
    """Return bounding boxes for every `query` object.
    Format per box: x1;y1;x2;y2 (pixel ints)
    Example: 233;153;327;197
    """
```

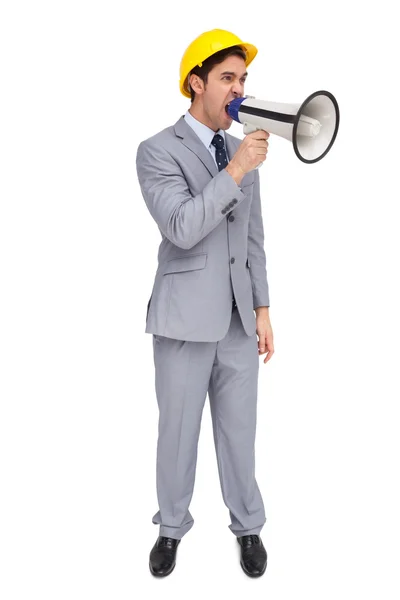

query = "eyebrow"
220;71;248;78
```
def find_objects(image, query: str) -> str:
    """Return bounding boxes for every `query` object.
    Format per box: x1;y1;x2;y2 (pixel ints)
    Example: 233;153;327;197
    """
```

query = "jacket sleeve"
247;168;270;308
136;138;246;250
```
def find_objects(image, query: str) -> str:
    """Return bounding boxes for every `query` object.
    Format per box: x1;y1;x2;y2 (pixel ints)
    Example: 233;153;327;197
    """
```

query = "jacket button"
230;257;235;264
228;215;235;222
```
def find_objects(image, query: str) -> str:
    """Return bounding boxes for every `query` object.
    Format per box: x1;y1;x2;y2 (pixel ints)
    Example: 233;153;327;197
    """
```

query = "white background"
1;1;400;598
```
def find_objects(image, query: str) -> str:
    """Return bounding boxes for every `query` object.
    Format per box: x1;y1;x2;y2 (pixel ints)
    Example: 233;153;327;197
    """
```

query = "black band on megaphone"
226;97;296;124
238;104;296;124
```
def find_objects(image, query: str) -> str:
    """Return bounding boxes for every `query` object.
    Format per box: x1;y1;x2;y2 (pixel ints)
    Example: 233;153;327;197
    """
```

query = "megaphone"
226;90;340;164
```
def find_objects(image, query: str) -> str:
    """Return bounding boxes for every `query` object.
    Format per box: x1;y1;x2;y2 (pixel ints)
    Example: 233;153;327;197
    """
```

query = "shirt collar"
184;110;226;151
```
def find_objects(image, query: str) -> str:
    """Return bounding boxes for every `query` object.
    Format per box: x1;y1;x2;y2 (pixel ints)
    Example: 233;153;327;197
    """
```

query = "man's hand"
255;307;274;364
225;130;270;185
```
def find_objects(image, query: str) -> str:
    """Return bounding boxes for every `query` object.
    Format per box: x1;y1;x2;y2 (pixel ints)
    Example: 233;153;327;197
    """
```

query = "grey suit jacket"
136;115;270;342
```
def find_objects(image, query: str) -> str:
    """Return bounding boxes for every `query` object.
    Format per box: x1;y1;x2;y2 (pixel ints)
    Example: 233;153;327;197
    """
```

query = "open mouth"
225;100;234;118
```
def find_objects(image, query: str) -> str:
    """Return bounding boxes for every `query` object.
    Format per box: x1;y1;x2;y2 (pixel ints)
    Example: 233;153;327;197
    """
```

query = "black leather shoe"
149;536;181;577
237;534;267;577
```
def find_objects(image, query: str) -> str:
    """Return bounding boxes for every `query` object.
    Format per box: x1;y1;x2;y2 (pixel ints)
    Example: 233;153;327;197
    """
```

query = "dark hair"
188;45;247;103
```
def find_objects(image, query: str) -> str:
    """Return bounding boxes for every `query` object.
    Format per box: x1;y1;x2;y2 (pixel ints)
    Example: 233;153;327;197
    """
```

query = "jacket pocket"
163;252;208;275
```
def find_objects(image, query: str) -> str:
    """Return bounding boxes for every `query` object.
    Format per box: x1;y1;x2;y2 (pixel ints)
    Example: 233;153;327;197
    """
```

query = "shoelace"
158;537;176;548
242;534;260;546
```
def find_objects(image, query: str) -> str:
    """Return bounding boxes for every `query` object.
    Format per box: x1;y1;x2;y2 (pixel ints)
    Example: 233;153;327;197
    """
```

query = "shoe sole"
149;561;176;577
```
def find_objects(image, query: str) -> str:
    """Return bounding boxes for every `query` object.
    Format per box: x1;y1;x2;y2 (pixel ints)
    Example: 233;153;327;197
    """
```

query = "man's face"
192;54;248;132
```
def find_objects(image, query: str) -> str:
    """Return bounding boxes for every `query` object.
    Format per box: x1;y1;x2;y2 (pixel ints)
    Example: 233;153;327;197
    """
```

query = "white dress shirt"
184;110;229;167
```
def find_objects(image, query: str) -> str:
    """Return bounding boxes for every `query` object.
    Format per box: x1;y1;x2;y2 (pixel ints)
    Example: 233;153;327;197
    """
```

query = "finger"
254;140;269;150
264;351;273;364
250;130;269;140
256;145;268;153
264;348;274;364
255;146;268;155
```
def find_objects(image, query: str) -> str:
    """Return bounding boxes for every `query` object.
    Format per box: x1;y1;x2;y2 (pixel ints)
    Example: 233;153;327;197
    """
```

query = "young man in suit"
136;28;274;578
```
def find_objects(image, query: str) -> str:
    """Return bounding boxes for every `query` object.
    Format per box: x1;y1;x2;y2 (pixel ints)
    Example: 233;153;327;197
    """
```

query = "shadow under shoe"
237;534;267;577
149;536;181;577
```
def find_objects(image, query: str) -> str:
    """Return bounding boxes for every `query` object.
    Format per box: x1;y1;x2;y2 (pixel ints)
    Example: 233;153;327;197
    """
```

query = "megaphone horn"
226;90;340;164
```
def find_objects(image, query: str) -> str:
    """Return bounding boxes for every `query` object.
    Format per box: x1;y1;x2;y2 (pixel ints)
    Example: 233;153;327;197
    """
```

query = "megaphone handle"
243;123;264;169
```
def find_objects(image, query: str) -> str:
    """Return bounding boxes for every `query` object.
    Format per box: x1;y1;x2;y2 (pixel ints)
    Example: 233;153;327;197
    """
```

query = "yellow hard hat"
179;29;258;98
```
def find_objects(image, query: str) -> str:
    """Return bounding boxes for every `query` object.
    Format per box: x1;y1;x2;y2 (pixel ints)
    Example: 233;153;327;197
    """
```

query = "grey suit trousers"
151;303;266;539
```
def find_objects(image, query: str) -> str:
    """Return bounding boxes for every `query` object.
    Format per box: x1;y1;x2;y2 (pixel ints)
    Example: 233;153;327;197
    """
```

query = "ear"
188;73;205;96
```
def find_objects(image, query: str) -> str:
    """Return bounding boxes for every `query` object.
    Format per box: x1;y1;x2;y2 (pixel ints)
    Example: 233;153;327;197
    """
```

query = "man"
136;28;274;578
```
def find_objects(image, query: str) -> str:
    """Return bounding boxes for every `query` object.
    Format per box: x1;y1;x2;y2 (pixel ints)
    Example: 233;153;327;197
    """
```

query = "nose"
232;79;244;98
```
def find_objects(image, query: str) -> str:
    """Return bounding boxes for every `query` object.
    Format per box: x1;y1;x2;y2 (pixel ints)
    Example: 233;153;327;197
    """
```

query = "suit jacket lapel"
174;115;218;177
174;115;241;178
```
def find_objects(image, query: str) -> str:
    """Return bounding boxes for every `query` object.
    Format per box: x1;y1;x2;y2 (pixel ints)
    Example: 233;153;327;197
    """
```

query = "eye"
222;75;247;83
